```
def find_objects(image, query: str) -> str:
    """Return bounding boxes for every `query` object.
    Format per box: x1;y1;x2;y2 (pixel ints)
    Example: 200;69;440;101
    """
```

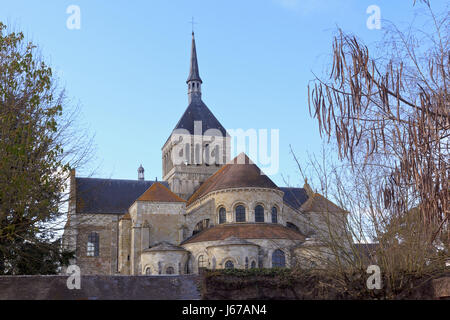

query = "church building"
62;33;347;275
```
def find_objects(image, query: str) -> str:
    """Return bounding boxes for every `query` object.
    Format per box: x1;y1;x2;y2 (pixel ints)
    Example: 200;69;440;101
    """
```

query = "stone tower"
162;32;230;200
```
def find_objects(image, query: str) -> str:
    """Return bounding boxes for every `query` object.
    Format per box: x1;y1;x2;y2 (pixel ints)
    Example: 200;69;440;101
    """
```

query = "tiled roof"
187;153;279;206
137;182;186;203
211;236;256;246
300;193;346;213
120;213;131;220
182;223;305;244
173;98;227;136
280;187;309;209
144;242;187;252
75;178;168;214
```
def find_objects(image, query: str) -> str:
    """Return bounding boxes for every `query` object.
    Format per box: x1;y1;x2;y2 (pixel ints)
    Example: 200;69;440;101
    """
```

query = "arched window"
198;255;207;269
271;207;278;223
251;261;257;269
255;205;264;222
272;249;286;268
235;205;246;222
166;266;174;274
145;267;151;275
219;207;226;224
286;222;300;232
87;232;99;257
225;260;234;269
245;257;249;269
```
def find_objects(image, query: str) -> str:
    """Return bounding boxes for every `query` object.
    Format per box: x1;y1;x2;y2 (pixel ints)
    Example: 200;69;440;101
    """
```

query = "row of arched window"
144;249;287;275
189;82;200;90
218;205;278;224
145;266;175;275
198;249;286;270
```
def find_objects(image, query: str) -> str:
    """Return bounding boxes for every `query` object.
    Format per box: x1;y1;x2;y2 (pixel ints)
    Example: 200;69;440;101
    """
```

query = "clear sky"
0;0;444;187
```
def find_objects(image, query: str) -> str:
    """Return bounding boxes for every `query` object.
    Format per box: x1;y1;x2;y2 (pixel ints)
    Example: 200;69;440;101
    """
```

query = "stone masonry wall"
0;275;201;300
74;214;119;275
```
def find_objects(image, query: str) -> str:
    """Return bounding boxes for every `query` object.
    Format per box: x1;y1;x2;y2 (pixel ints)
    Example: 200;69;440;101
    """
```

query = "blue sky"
0;0;444;187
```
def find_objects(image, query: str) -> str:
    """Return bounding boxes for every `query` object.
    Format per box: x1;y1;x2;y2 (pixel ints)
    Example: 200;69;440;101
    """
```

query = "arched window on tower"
219;207;226;224
272;249;286;268
255;205;264;222
235;205;246;222
271;207;278;223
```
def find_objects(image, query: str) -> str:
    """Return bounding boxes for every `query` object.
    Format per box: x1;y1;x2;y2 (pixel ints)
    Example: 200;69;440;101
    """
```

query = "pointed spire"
187;32;202;103
187;32;202;83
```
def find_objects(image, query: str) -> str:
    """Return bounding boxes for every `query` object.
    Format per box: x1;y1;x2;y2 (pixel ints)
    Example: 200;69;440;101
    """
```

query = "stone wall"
202;273;450;300
71;213;119;275
182;238;303;273
0;275;201;300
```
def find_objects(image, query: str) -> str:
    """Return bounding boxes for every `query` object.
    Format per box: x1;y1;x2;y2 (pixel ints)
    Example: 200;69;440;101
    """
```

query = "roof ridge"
76;177;164;184
137;182;186;202
186;153;279;206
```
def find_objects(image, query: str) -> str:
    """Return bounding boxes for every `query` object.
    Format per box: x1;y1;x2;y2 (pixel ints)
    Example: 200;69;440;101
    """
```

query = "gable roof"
182;223;305;245
300;192;346;213
75;178;168;214
137;182;185;203
187;153;279;206
173;98;227;136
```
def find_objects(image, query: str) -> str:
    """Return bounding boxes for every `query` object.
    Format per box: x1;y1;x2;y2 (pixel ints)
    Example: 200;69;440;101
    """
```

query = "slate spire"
187;32;202;102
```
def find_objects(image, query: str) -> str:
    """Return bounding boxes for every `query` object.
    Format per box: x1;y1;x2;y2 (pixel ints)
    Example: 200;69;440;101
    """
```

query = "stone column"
141;221;150;251
130;223;141;275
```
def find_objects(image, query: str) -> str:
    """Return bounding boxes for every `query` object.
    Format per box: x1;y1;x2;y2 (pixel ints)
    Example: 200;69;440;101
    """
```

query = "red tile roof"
182;223;305;244
300;193;346;213
137;182;186;203
120;213;131;220
187;153;279;206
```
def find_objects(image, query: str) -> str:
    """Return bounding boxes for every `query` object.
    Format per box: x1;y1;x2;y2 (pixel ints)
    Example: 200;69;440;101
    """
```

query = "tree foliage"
0;22;82;274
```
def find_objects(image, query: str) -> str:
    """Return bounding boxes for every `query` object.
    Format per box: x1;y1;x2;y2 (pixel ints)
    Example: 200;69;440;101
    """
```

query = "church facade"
62;33;347;275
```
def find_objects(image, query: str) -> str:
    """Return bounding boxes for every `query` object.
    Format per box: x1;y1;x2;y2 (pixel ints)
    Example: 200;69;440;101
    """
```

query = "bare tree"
308;1;448;242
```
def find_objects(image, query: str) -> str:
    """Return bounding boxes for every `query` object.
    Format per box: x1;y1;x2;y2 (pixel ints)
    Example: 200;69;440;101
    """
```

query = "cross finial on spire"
189;17;197;34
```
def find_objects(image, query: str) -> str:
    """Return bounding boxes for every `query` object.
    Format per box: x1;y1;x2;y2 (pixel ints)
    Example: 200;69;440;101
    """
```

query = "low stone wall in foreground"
0;275;201;300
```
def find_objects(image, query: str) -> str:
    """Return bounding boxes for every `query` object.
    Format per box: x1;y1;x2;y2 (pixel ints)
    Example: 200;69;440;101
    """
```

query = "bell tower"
162;32;230;200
